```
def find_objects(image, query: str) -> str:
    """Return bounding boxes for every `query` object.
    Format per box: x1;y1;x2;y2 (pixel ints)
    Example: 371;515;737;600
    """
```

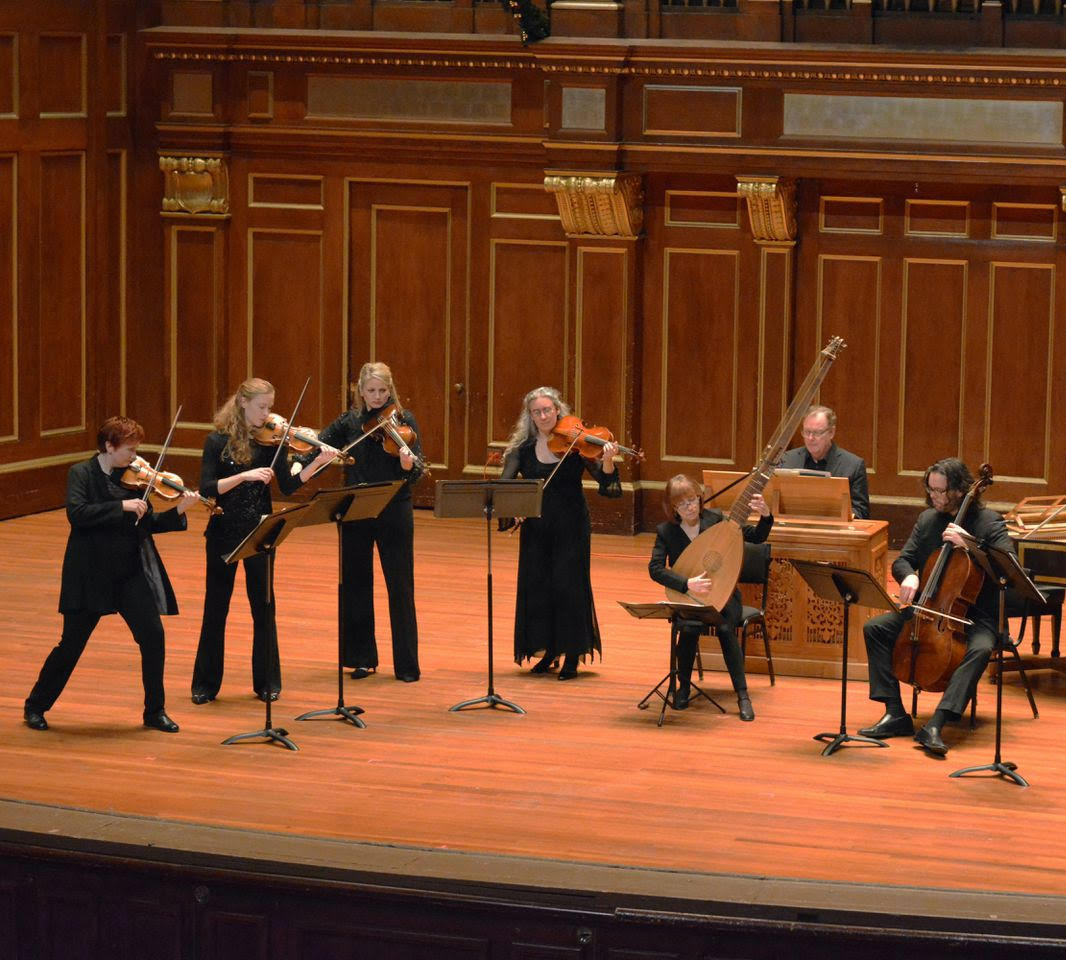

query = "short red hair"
662;474;702;523
96;416;144;453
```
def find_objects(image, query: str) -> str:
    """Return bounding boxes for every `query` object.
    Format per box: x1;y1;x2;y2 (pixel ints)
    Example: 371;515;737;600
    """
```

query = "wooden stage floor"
1;507;1065;927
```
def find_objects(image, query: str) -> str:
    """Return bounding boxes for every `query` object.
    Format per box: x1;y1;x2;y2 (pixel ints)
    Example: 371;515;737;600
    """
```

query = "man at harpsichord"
779;405;869;520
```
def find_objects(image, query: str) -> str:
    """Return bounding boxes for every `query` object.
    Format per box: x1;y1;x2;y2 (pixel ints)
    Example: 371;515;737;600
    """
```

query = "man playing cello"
859;458;1015;756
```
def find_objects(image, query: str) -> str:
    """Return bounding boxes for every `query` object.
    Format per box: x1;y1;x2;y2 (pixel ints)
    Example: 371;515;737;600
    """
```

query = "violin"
363;403;431;473
253;413;354;465
548;415;644;462
121;456;222;515
891;463;994;693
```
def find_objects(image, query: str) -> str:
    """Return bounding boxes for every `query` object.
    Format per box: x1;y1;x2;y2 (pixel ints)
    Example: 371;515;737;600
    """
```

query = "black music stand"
221;502;311;751
949;538;1041;787
792;560;896;756
295;481;404;729
621;601;726;726
434;479;542;714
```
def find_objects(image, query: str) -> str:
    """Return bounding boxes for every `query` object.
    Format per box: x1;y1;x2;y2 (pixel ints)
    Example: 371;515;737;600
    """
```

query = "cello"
891;464;994;693
665;336;846;612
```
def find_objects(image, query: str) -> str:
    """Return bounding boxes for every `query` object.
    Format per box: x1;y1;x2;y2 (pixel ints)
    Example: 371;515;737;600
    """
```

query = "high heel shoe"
530;654;556;674
557;655;578;680
737;693;755;722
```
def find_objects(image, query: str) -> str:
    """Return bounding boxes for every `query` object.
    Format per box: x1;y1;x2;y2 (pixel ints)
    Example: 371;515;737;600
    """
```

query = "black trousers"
341;498;419;678
191;539;281;697
863;609;996;717
26;573;166;716
675;592;747;694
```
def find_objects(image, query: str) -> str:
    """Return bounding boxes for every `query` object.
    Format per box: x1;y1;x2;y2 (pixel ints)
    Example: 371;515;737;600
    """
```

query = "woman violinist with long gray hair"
498;387;621;680
191;377;337;705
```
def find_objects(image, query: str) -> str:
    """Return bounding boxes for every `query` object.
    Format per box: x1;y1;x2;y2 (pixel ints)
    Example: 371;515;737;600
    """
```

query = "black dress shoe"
557;667;578;680
24;709;48;731
349;667;374;680
915;724;948;756
737;694;755;722
673;686;690;710
143;710;179;733
191;691;215;705
858;712;914;739
257;690;280;702
397;674;419;683
530;654;555;674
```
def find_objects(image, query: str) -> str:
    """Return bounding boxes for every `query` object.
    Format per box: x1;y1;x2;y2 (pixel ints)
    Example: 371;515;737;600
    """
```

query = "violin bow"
135;404;182;526
267;377;311;476
507;432;582;536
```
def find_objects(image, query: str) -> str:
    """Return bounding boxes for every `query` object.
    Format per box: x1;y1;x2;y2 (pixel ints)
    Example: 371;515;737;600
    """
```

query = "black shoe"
737;694;755;722
349;667;374;680
24;709;48;731
191;691;215;705
859;712;914;739
530;655;555;674
143;710;179;733
673;686;690;710
915;724;948;756
397;674;419;683
558;666;578;680
257;690;280;702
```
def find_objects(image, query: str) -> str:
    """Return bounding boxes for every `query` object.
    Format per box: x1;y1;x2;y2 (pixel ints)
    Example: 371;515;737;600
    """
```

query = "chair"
695;541;776;685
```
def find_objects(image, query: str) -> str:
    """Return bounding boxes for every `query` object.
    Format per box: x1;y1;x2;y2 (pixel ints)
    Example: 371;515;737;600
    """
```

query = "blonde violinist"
314;362;424;682
190;378;337;704
499;387;621;680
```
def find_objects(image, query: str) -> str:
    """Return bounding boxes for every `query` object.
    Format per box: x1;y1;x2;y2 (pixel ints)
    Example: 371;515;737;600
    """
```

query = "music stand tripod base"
222;725;299;751
295;703;367;727
449;693;526;714
813;729;887;756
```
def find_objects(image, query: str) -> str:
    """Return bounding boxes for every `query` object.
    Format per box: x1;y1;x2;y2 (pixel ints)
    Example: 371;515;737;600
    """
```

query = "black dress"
25;457;187;718
500;442;621;664
317;405;424;678
191;432;306;699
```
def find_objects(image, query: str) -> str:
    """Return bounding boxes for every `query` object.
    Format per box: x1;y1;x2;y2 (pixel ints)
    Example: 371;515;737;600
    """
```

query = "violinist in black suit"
779;405;869;520
24;417;198;733
649;475;773;718
859;458;1015;756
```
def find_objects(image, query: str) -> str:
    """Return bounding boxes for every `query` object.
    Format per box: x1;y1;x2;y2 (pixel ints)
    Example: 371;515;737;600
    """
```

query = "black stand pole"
637;618;724;726
450;489;525;714
295;515;366;728
812;574;888;756
222;546;298;751
950;575;1029;787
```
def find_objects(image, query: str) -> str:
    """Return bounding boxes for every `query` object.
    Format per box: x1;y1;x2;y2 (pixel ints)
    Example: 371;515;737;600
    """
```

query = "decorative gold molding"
544;174;644;238
1060;186;1066;212
736;176;796;245
159;156;230;216
154;51;537;71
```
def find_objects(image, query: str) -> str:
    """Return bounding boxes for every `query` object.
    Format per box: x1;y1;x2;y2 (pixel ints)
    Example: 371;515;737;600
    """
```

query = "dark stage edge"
0;798;1064;944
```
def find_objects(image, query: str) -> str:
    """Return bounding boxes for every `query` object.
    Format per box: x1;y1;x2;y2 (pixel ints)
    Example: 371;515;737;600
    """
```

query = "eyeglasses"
675;497;700;509
925;485;950;497
802;428;831;439
530;407;556;419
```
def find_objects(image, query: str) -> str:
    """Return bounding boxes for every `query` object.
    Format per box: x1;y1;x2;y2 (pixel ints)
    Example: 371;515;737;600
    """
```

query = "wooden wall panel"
898;259;968;474
660;248;739;464
986;262;1055;483
488;240;568;445
0;155;14;442
38;151;85;438
247;229;327;427
757;246;792;449
0;34;15;117
575;246;628;437
38;33;85;117
170;225;222;427
107;150;126;415
815;254;881;473
105;33;126;117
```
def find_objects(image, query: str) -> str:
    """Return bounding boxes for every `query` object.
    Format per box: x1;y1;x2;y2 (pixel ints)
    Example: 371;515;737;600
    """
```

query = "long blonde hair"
353;361;404;416
214;377;275;464
503;386;570;458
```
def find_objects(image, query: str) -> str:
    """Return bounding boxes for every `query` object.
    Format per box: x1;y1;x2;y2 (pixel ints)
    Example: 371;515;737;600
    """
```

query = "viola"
548;415;645;462
253;413;354;465
363;403;431;474
891;463;994;693
121;455;222;515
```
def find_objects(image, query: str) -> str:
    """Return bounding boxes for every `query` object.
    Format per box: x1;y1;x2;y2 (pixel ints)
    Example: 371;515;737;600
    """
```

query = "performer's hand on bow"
898;573;920;606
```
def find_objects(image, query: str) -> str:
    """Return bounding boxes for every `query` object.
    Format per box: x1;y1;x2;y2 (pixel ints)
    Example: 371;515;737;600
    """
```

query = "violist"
859;458;1015;756
190;378;337;704
315;362;424;683
24;417;198;733
499;387;621;680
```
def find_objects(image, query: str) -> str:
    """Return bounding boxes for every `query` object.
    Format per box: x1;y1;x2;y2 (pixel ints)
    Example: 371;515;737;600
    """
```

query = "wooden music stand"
620;601;726;727
434;479;543;714
221;502;311;751
295;480;404;729
770;472;851;520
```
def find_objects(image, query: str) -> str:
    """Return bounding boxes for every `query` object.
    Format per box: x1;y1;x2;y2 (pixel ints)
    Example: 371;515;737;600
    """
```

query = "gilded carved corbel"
544;174;644;239
736;175;797;246
159;156;230;216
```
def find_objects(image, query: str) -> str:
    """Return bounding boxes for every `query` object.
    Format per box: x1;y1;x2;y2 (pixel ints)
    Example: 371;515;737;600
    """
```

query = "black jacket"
59;457;187;615
779;442;870;520
649;508;773;595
